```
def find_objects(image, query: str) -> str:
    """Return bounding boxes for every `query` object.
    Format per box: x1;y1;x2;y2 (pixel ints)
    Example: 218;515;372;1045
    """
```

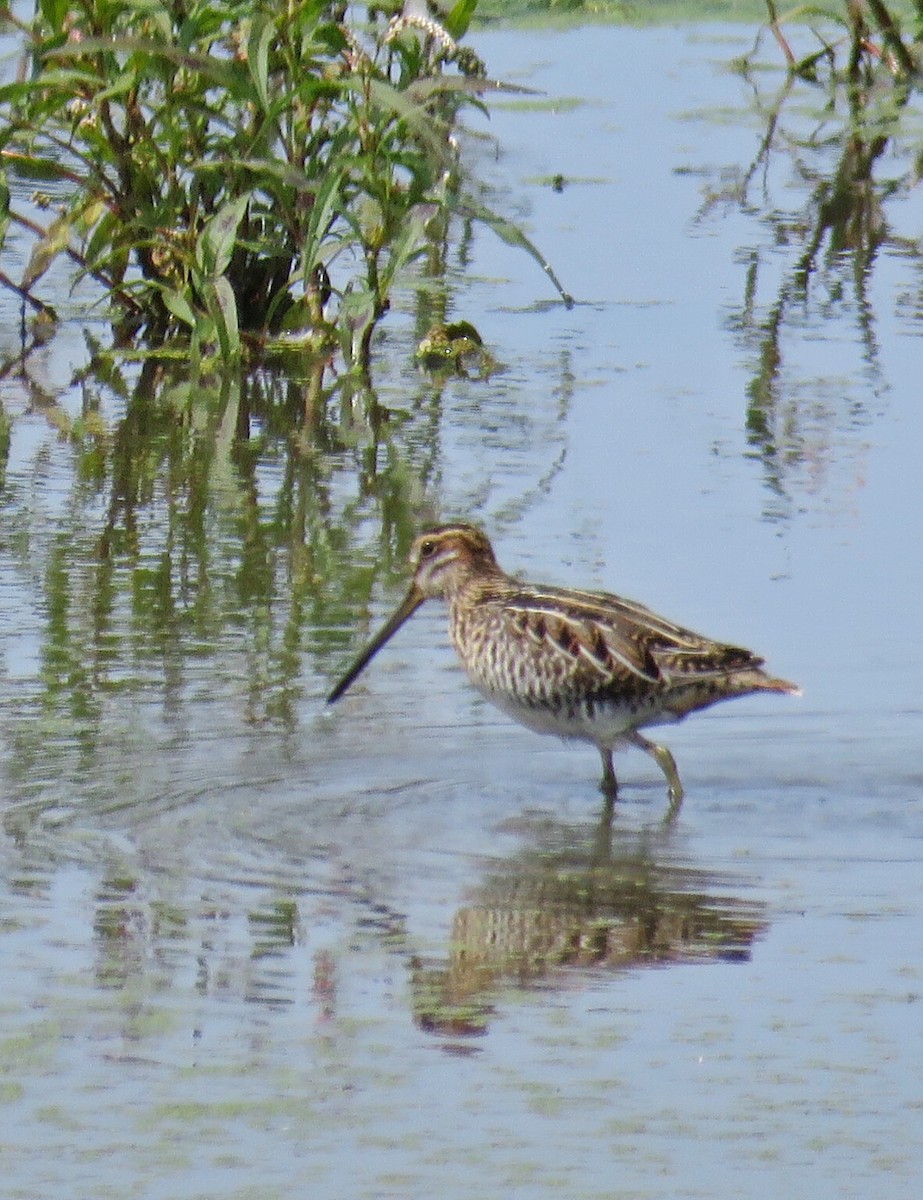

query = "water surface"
2;21;923;1200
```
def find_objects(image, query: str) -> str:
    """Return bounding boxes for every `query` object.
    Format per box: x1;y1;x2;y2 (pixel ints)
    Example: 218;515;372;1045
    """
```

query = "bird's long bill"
326;587;426;704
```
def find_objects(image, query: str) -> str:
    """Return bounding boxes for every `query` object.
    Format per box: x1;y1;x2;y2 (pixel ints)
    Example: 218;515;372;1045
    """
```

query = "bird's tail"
751;673;801;697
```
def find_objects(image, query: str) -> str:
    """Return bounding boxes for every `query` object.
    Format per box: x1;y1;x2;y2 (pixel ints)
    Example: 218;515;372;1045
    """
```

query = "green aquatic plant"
414;319;495;377
0;0;566;370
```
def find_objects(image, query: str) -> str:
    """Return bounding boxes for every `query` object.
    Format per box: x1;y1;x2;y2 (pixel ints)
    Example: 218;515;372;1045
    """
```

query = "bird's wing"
502;585;761;688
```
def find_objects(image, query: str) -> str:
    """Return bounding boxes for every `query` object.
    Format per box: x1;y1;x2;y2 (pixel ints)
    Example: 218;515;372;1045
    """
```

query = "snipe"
327;524;798;811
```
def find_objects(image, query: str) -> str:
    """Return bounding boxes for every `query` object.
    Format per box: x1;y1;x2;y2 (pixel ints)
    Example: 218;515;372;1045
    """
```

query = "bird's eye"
419;539;436;559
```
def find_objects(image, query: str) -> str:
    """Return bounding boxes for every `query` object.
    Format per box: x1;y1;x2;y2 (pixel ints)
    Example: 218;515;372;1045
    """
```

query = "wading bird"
327;524;798;812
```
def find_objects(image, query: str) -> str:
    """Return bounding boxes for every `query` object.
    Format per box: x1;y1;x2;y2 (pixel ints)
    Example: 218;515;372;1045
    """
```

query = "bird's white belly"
474;684;676;748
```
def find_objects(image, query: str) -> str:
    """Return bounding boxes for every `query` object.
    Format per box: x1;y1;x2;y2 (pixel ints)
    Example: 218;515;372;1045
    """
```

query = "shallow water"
2;20;923;1200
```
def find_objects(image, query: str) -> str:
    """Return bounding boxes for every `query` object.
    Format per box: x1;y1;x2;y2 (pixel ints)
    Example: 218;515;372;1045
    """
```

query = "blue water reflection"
2;20;923;1200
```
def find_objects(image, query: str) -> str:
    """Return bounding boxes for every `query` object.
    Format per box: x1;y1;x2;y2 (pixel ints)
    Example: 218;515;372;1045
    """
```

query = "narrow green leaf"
38;0;71;33
445;0;478;40
378;206;428;293
83;210;120;271
96;69;142;103
21;210;74;291
192;158;316;195
47;38;241;92
404;75;538;104
161;288;197;329
365;78;452;164
0;80;45;105
203;275;241;361
198;193;251;278
302;164;345;269
455;195;574;308
0;151;85;185
247;15;275;114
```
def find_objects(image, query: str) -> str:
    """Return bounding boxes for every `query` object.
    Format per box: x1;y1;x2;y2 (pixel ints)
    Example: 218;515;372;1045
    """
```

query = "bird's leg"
598;747;618;822
599;747;618;796
628;732;684;810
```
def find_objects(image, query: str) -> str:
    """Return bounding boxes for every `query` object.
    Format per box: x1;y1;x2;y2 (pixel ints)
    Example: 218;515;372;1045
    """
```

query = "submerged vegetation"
0;0;568;371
